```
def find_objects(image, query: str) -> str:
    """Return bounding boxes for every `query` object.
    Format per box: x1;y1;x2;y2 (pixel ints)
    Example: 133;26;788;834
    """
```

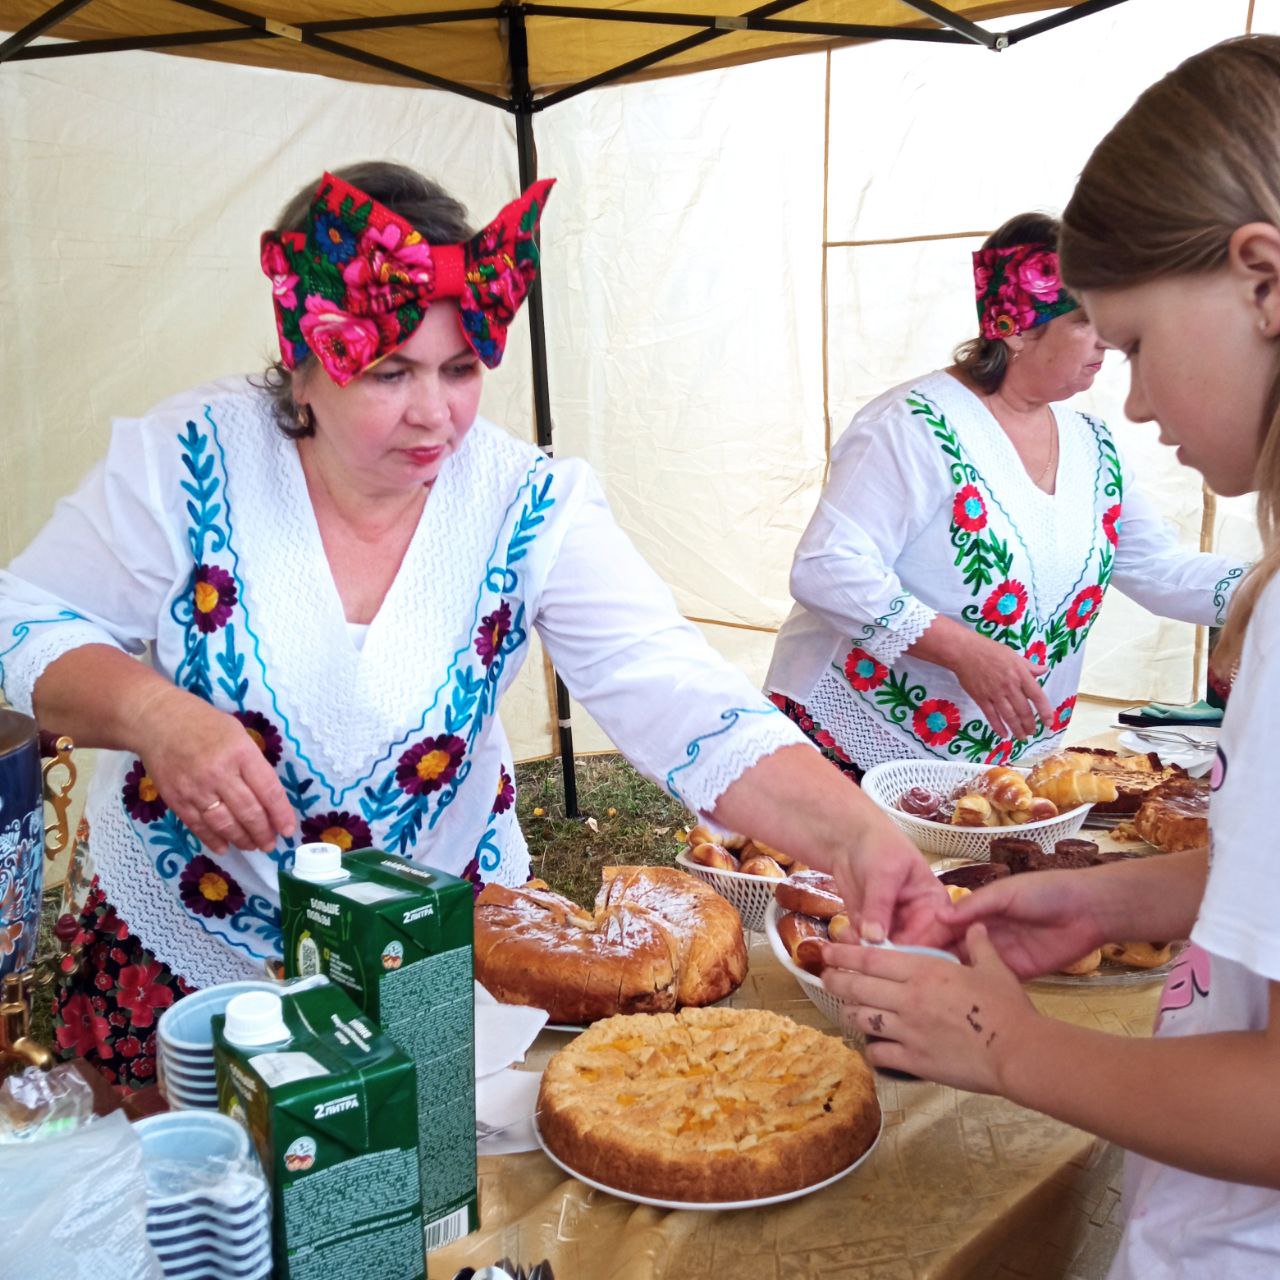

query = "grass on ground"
25;753;685;1053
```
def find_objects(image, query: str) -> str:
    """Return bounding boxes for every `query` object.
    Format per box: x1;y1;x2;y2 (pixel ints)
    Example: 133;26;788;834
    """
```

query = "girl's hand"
130;683;296;854
832;809;952;948
947;629;1053;742
935;869;1109;978
822;924;1039;1093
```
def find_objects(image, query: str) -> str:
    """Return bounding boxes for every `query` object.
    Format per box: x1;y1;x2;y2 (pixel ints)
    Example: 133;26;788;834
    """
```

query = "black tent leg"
510;7;579;819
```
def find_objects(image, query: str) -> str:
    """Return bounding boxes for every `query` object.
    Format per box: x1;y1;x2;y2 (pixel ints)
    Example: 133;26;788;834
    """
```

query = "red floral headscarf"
973;242;1077;340
261;172;555;385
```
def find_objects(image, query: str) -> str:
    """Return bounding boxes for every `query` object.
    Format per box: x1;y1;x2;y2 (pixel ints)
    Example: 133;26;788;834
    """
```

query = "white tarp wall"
1;0;1270;789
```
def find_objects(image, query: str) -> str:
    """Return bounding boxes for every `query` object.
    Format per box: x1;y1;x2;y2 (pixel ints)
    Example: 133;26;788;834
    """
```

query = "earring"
295;403;314;432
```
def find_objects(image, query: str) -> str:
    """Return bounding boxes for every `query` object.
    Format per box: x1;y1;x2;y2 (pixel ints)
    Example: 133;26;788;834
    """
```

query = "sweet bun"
774;870;844;920
739;854;786;879
945;884;972;904
688;842;739;872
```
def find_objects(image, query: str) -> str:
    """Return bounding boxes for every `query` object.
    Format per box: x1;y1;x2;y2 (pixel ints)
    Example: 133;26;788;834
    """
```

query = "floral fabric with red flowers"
261;172;555;386
973;243;1077;340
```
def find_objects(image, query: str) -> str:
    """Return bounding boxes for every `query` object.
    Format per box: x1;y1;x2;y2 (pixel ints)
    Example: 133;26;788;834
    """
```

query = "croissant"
777;912;829;975
1006;797;1060;825
688;842;739;872
950;794;997;828
1028;769;1118;810
974;766;1034;815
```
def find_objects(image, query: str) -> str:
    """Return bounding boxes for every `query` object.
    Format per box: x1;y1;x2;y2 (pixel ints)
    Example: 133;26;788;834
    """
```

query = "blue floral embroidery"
665;706;784;802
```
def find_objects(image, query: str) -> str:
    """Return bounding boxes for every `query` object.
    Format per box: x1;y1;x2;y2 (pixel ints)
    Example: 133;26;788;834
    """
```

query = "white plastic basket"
674;850;779;931
861;759;1092;860
763;897;859;1039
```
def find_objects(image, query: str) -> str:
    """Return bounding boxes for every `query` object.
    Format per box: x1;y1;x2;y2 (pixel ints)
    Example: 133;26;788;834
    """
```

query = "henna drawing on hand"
965;1004;983;1034
985;1030;997;1048
868;1012;884;1034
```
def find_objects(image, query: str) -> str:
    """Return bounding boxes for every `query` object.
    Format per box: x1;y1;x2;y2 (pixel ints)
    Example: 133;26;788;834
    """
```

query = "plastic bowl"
157;981;282;1054
763;898;855;1035
861;759;1092;859
674;850;782;931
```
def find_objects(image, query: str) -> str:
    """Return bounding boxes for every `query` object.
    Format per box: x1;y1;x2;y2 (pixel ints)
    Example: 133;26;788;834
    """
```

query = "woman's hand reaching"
129;682;296;854
910;616;1052;741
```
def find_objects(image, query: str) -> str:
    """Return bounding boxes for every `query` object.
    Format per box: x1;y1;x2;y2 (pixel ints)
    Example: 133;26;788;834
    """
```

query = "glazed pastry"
775;869;844;920
973;765;1034;815
897;786;946;820
945;884;972;904
951;795;997;828
827;912;854;942
1006;797;1059;824
1133;778;1210;853
1063;747;1188;816
1026;755;1119;809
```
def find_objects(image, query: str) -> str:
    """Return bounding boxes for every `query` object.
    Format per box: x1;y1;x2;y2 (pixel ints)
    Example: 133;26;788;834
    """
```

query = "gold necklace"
1035;408;1058;489
986;391;1057;490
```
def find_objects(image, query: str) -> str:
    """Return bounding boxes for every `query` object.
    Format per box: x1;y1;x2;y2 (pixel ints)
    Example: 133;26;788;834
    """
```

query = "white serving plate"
533;1112;881;1211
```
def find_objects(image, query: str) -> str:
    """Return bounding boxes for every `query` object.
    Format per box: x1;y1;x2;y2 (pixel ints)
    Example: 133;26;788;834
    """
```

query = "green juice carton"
278;843;478;1253
213;982;425;1280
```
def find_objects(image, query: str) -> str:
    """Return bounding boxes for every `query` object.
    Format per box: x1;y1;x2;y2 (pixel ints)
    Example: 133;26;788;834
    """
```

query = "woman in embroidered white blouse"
766;211;1244;778
0;162;941;1089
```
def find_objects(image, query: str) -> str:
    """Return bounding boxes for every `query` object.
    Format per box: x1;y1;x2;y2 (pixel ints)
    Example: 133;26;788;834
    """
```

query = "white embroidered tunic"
0;377;804;988
765;370;1243;770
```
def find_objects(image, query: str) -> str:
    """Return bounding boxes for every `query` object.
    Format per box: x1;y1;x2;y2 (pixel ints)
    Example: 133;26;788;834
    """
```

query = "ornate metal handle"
39;735;76;861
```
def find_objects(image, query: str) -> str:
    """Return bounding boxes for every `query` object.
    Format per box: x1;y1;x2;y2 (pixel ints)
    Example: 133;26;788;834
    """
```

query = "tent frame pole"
508;2;581;819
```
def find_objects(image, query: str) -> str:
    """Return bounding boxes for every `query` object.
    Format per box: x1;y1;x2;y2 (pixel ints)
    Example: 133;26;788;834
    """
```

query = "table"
432;934;1162;1280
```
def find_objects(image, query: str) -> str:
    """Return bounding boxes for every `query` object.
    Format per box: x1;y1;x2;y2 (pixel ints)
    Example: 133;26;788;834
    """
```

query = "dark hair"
953;211;1063;394
257;161;474;439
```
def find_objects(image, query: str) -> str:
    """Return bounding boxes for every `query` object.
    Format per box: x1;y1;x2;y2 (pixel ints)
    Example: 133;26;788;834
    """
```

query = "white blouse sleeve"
530;459;809;815
789;404;945;664
0;420;183;715
1109;468;1245;627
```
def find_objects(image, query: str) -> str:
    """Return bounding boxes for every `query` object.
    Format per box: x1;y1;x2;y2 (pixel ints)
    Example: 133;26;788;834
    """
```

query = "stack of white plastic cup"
135;1111;271;1279
155;981;280;1109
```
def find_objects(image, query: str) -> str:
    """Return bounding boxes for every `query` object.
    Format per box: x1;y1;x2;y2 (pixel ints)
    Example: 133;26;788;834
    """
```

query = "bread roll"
777;912;828;975
951;795;997;828
974;765;1034;815
739;854;786;879
688;842;739;872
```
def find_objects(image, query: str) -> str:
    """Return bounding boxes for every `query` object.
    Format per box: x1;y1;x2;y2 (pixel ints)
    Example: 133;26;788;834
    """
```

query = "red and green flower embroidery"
835;395;1124;761
952;485;988;532
912;698;961;747
1102;504;1122;547
980;580;1028;627
301;810;373;851
1065;586;1104;630
843;647;888;691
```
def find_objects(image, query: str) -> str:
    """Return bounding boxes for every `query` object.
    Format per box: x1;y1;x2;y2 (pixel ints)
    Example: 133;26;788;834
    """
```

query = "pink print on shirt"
1156;943;1211;1030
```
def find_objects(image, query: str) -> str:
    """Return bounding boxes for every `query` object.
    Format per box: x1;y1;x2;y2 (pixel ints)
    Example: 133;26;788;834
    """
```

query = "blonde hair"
1059;34;1280;675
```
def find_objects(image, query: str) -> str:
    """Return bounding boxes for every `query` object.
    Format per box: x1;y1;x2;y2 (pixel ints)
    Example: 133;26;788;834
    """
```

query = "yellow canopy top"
2;1;1123;108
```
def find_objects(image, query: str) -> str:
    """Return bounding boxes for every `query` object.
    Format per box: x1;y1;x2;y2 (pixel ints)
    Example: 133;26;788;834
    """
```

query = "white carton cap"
292;842;347;882
224;991;291;1047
